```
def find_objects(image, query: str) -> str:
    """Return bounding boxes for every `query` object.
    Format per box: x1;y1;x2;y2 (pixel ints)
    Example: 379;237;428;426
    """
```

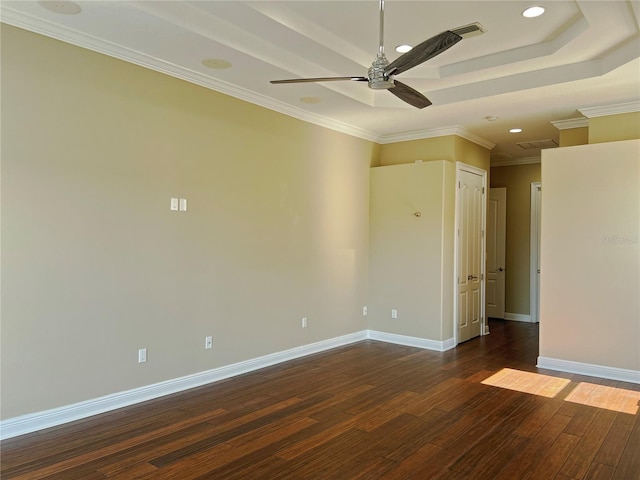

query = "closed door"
530;183;542;323
486;188;506;319
457;169;485;343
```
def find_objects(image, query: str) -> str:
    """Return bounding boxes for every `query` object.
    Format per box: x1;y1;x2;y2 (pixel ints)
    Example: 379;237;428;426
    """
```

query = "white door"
530;183;542;323
457;168;485;343
486;188;506;319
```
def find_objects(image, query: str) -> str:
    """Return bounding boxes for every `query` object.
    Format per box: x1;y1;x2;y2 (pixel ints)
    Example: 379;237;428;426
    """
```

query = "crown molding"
490;156;541;167
551;117;589;130
380;126;495;150
579;101;640;118
0;7;381;144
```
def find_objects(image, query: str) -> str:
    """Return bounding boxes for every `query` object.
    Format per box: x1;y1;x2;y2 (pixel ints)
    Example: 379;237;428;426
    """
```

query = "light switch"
179;198;187;212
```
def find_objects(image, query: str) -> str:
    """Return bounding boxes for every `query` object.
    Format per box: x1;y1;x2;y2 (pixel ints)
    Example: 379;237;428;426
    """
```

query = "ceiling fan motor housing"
368;53;395;89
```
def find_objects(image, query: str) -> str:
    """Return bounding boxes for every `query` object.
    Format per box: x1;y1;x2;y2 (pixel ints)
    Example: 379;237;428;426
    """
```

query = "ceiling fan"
270;0;479;109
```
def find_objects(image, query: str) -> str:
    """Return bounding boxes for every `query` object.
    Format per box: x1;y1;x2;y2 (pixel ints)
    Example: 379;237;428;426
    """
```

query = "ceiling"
2;1;639;162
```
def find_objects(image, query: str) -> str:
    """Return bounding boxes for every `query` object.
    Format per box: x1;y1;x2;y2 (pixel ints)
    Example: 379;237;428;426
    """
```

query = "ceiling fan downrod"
368;0;395;89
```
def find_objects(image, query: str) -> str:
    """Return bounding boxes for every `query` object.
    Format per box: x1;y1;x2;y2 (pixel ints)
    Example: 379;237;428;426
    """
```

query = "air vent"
450;23;486;39
517;139;558;150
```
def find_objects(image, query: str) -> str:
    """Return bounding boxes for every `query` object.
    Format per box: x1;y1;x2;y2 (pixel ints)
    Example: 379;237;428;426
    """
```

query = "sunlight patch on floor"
564;383;640;415
481;368;571;398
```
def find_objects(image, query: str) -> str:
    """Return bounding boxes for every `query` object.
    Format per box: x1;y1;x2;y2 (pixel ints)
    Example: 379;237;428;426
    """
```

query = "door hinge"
482;187;485;194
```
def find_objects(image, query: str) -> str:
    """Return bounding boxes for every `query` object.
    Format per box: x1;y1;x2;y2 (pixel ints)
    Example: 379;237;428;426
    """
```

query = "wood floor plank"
274;414;360;461
594;411;637;467
430;388;519;450
2;320;638;480
559;408;617;479
447;394;541;476
494;412;573;480
382;442;444;480
352;390;422;431
525;432;581;480
514;396;565;438
611;412;640;480
149;395;324;468
584;462;616;480
1;408;229;480
564;401;602;436
465;433;528;480
100;461;158;479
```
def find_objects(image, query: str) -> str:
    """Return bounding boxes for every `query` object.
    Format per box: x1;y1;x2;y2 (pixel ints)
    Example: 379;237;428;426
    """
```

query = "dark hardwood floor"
2;319;639;479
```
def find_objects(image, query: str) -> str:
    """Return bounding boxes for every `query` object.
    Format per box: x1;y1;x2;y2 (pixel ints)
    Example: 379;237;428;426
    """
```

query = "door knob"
498;267;504;271
468;275;478;280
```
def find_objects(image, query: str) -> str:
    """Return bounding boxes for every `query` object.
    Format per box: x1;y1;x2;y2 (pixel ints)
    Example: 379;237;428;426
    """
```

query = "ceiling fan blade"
388;81;432;109
271;77;368;84
385;31;462;76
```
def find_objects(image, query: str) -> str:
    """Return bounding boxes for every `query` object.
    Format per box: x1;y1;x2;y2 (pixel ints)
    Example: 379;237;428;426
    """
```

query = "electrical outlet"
138;348;147;363
391;309;398;319
205;336;213;350
170;198;179;211
301;317;307;328
363;306;368;316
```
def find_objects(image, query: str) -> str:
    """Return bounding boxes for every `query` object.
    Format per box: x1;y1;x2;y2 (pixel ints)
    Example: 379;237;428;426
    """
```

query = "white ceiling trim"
579;101;640;118
551;118;589;130
0;6;381;143
380;126;495;149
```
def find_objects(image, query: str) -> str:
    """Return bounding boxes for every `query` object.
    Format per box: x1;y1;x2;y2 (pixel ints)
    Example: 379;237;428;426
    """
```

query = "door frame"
530;182;542;323
454;162;488;345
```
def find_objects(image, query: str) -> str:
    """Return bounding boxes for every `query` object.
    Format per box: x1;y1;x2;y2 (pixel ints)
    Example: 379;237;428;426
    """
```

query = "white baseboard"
0;329;452;440
367;330;455;352
537;356;640;384
504;312;533;322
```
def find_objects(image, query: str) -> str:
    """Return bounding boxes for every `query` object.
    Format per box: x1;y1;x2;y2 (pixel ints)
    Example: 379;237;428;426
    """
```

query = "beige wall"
1;26;375;419
589;112;640;144
379;136;456;165
454;136;491;172
369;161;455;341
490;163;541;315
559;127;588;147
540;140;640;371
379;136;490;172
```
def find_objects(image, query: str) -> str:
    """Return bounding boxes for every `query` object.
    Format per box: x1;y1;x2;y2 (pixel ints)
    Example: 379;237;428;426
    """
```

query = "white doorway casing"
530;182;542;323
487;187;506;319
454;163;487;344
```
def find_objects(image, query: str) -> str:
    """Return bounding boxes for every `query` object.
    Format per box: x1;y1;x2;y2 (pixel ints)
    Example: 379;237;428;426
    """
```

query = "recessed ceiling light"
38;1;81;15
522;6;545;18
395;44;413;53
510;128;523;133
300;96;322;104
201;58;232;70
